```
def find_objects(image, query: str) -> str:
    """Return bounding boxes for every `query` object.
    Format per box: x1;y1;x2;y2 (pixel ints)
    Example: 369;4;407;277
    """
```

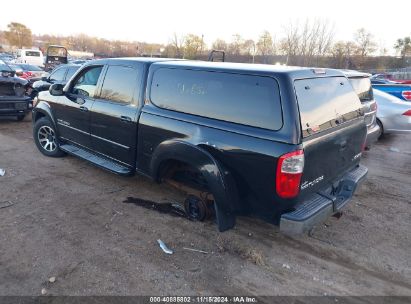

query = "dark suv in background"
0;59;32;121
31;64;81;103
32;59;368;234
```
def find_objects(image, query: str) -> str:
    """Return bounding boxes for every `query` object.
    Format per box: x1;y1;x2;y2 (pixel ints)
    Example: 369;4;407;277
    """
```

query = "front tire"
33;117;65;157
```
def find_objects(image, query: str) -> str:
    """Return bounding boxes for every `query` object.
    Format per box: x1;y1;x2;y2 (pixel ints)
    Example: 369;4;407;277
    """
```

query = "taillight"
402;110;411;116
402;91;411;101
276;150;304;199
23;72;33;79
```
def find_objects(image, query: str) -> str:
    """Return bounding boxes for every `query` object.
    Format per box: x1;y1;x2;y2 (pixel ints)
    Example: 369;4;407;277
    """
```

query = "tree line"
1;21;411;71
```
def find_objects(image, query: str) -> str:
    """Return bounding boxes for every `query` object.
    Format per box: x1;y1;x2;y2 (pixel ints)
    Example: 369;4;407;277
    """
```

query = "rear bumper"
0;97;32;116
365;123;380;147
280;165;368;234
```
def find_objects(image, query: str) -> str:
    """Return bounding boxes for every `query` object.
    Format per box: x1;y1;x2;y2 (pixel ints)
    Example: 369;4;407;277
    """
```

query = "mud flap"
214;202;236;232
214;168;240;232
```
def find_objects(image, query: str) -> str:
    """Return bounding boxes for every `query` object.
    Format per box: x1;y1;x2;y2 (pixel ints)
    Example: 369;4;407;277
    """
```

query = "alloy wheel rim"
38;126;57;152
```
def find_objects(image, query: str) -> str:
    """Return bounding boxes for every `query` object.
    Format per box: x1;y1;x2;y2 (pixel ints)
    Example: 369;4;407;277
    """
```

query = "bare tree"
256;31;274;63
212;38;228;51
280;19;334;66
183;34;205;59
229;34;244;55
280;21;300;65
242;39;256;62
354;28;377;57
4;22;32;48
171;33;185;58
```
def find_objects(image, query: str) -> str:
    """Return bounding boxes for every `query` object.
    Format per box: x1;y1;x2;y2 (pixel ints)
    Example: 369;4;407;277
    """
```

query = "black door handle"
120;116;132;123
79;106;88;112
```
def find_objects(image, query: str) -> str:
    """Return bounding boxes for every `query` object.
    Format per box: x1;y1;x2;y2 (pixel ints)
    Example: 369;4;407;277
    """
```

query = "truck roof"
151;60;345;79
85;57;345;80
341;69;371;78
88;57;181;66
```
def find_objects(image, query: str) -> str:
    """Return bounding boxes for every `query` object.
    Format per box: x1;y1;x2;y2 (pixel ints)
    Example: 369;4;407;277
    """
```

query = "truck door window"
71;66;103;98
99;65;139;104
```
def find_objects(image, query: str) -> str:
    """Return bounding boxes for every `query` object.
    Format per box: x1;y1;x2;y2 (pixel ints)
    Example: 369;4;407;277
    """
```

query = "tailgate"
294;76;367;194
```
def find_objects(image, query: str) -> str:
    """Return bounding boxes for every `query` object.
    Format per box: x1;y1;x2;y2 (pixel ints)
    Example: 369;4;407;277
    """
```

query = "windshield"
47;47;67;57
349;77;374;102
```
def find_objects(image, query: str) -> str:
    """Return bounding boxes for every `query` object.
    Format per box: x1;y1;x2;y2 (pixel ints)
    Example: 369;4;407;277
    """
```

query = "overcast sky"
1;0;410;52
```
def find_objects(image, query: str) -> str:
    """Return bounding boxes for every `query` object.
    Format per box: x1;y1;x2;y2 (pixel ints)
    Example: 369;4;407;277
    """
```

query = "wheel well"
157;159;209;191
158;159;214;220
34;112;46;122
377;118;383;130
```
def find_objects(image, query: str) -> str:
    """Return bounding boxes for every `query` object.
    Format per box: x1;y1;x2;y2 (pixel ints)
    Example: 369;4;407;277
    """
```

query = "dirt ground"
0;114;410;297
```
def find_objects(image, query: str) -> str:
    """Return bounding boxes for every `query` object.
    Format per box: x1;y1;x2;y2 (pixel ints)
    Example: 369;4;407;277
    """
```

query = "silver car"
374;89;411;136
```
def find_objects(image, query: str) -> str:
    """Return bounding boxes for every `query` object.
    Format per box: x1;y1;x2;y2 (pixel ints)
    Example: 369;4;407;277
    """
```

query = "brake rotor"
184;194;213;221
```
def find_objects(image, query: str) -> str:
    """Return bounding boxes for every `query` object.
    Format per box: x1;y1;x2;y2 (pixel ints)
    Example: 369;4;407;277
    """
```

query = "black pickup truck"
32;58;368;234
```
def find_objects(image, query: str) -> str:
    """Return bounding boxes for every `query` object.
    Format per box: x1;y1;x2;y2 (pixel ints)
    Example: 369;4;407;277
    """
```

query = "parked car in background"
32;58;368;234
44;45;68;72
0;53;14;63
374;89;411;137
0;60;32;121
343;70;379;148
372;83;411;101
69;59;87;65
371;73;411;85
15;49;44;67
9;63;45;82
31;64;80;102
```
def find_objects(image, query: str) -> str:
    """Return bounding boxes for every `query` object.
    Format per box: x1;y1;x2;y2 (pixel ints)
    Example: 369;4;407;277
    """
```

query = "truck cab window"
100;65;139;104
72;66;103;97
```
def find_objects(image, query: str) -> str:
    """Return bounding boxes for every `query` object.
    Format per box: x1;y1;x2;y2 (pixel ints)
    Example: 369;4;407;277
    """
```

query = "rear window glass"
19;64;42;71
47;47;67;57
150;68;282;130
25;51;41;57
348;77;373;102
295;77;363;137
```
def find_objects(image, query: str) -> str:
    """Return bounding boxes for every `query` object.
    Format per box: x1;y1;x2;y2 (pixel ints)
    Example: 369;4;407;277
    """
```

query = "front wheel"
33;117;65;157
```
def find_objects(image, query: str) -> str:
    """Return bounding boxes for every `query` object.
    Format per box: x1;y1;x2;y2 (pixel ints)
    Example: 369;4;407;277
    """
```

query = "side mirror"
49;83;64;96
41;76;48;81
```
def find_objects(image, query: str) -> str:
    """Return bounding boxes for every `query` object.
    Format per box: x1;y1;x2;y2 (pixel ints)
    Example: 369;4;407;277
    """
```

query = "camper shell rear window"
295;76;363;138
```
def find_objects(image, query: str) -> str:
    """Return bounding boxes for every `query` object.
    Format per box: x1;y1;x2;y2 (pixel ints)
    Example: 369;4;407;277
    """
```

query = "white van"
15;49;44;67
